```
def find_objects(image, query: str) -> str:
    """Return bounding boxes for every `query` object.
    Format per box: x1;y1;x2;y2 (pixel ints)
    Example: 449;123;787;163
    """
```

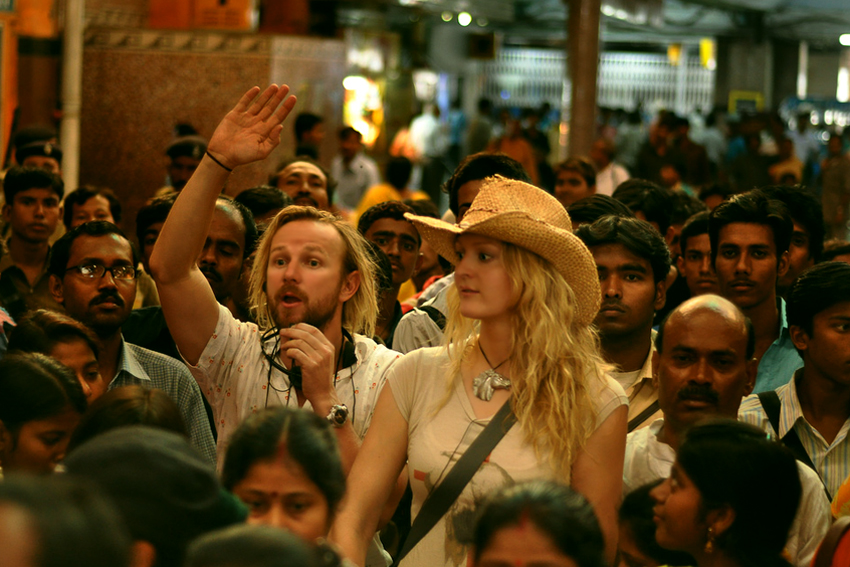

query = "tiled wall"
80;29;344;241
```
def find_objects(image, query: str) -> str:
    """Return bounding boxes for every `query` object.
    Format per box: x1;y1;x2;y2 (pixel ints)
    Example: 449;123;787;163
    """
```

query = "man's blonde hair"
249;206;377;337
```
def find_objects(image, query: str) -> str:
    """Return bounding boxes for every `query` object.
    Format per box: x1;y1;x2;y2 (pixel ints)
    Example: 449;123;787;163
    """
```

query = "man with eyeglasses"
47;221;216;465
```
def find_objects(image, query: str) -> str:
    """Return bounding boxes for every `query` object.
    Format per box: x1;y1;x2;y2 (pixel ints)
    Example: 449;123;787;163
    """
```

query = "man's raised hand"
206;84;297;170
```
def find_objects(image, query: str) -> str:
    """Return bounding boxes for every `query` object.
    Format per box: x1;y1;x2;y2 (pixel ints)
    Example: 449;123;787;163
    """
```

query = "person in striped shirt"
739;261;850;500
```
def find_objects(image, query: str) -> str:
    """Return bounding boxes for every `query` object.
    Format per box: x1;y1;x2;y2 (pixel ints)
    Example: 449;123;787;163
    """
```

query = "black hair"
708;191;793;268
222;408;346;516
477;98;492;114
234;185;293;222
756;185;825;262
294;113;323;142
0;476;133;567
0;352;87;434
403;198;439;219
655;308;755;359
7;308;100;360
185;525;319;567
575;215;672;284
48;221;141;278
364;240;394;297
3;165;64;203
472;481;605;567
698;182;735;205
669;192;708;227
677;419;800;567
444;153;531;216
612;179;675;235
619;480;695;567
386;156;413;190
67;385;188;453
269;155;337;205
216;195;259;258
135;194;177;249
357;201;420;246
555;156;597;187
820;239;850;263
339;126;361;141
786;262;850;338
679;210;711;255
62;185;123;230
567;194;634;226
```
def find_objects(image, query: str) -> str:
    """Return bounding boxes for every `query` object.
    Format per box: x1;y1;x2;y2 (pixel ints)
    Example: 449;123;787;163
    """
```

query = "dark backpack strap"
628;400;660;433
0;270;27;321
418;305;446;331
392;399;516;566
758;391;831;500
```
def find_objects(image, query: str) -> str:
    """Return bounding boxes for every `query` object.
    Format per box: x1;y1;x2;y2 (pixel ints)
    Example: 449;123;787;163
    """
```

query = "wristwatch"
326;404;349;428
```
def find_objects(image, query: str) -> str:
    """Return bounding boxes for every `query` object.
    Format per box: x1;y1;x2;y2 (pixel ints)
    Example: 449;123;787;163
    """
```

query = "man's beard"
270;283;342;332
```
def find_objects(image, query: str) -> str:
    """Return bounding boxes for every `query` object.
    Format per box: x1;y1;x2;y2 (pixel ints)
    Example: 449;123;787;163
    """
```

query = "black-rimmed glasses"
65;263;138;280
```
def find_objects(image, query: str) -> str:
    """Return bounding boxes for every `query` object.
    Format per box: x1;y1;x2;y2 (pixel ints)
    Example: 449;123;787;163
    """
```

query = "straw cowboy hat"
405;175;601;327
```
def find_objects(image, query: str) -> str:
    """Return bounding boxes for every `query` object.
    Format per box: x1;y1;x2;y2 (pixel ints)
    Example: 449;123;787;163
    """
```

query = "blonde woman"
331;178;628;566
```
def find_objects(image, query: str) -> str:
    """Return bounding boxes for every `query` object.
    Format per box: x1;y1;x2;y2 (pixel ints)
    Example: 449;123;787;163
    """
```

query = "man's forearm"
150;156;230;284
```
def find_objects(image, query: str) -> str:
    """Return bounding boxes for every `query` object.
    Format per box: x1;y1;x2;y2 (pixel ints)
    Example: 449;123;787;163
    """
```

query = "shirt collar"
775;369;806;438
115;337;152;382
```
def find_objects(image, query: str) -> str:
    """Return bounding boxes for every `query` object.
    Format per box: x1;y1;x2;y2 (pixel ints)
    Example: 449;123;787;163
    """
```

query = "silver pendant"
472;369;512;401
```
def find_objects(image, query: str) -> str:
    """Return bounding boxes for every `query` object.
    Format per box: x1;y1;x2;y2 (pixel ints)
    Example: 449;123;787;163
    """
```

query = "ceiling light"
441;11;453;22
840;34;850;46
458;12;472;27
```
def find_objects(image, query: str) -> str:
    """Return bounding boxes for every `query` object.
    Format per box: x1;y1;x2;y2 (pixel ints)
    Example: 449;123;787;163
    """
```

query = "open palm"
207;84;297;169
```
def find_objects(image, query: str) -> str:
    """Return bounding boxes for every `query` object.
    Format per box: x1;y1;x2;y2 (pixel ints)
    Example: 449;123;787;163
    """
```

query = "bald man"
622;294;829;567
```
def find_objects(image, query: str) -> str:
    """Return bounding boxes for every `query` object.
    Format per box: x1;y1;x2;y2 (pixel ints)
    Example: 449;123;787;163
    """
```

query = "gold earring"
705;527;715;554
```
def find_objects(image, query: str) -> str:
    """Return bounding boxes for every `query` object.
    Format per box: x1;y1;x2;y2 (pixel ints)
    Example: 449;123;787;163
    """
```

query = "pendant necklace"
472;341;511;401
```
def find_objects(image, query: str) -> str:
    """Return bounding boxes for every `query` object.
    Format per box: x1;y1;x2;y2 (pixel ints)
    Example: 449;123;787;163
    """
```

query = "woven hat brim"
406;212;601;326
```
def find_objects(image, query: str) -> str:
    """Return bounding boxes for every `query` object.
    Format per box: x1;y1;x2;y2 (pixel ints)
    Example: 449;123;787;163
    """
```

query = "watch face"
329;404;348;426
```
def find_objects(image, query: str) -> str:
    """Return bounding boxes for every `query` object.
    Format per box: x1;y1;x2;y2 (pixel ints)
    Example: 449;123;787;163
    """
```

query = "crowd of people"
2;82;850;567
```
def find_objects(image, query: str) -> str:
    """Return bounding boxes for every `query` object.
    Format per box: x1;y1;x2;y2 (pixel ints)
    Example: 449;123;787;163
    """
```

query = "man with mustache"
622;294;829;567
270;155;335;212
123;196;258;359
709;190;801;393
0;166;65;320
576;215;671;431
358;201;422;346
47;221;216;465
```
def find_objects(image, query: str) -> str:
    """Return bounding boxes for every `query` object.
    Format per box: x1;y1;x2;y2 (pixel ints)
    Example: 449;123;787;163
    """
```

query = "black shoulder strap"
393;399;516;566
0;269;27;321
758;391;831;500
628;400;660;433
418;305;446;331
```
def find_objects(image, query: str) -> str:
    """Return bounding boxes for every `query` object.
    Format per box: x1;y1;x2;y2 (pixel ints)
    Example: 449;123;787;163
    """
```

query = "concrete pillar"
714;37;774;110
60;0;84;190
797;41;808;98
566;0;600;157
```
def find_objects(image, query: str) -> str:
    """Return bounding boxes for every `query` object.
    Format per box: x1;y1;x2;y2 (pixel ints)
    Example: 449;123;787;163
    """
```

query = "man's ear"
777;250;790;279
49;274;65;305
1;203;10;224
676;254;686;276
340;270;360;303
0;420;12;459
789;324;809;354
654;277;668;311
413;252;425;276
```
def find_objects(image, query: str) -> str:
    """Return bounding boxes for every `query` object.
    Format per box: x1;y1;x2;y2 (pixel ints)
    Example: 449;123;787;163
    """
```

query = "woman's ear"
707;504;736;540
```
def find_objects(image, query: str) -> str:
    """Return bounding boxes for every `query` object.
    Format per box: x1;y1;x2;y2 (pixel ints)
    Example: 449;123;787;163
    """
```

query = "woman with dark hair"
471;481;605;567
8;309;107;401
652;419;801;567
185;525;320;567
618;480;694;567
221;407;346;549
0;352;87;474
67;385;187;452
